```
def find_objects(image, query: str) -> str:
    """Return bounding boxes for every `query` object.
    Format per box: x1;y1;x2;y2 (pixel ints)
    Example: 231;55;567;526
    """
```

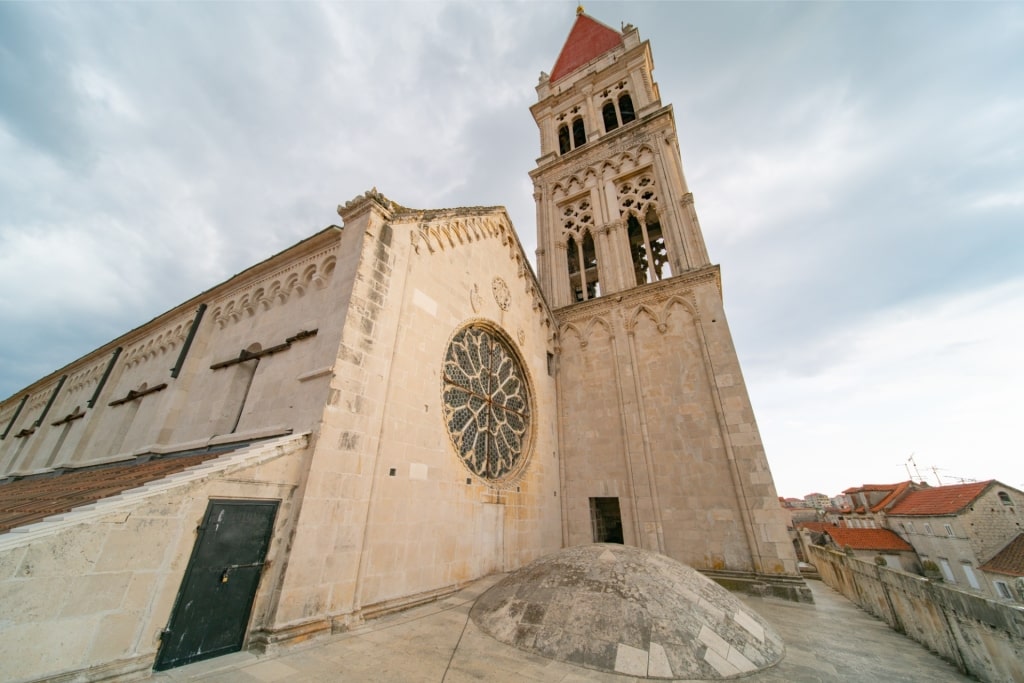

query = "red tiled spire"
549;11;623;83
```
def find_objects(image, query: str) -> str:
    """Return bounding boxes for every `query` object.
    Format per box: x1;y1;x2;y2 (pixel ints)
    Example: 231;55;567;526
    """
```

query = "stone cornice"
529;105;673;182
554;265;721;327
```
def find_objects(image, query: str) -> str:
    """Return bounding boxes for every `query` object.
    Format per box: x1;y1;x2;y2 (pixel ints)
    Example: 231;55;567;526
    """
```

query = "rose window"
442;325;531;480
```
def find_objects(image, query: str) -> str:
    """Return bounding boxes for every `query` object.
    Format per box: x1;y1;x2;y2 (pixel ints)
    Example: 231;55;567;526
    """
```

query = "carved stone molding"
492;277;511;311
209;247;339;330
122;318;190;369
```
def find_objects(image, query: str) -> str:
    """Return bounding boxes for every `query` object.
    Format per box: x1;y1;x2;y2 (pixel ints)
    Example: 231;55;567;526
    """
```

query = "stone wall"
0;434;309;683
557;270;796;578
266;200;563;644
808;544;1024;683
0;229;342;478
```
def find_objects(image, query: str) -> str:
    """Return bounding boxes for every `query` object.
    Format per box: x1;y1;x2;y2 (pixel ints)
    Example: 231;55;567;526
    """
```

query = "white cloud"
0;2;1022;507
755;278;1024;496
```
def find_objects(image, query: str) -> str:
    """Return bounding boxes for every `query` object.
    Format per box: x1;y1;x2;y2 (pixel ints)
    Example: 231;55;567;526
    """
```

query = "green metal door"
154;499;279;671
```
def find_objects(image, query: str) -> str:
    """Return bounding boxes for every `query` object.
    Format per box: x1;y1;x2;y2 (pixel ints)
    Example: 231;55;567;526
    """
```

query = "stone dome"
470;544;784;679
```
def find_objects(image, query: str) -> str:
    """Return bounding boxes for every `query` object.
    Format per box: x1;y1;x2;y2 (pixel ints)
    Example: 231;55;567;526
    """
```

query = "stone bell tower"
532;9;807;599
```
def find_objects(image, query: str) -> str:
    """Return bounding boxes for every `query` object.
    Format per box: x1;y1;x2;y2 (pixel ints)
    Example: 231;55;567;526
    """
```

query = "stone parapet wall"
808;544;1024;683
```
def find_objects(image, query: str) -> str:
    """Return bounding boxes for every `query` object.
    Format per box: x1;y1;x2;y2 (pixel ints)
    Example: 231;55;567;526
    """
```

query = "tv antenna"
903;453;923;482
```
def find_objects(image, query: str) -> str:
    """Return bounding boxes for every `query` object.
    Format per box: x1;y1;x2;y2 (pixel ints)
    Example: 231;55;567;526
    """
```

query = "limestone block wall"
0;229;343;477
557;269;796;576
0;434;309;683
271;199;562;642
689;278;795;575
164;233;345;446
810;544;1024;683
960;485;1024;562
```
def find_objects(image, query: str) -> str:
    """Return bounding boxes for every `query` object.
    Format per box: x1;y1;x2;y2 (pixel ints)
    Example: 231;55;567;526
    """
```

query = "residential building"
887;480;1024;600
822;527;918;573
803;492;830;510
979;533;1024;601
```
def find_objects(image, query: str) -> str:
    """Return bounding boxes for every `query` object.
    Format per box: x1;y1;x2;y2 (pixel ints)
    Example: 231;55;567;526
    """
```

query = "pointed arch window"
619;175;672;285
565;232;601;302
582;231;600;300
562;198;600;303
566;235;581;300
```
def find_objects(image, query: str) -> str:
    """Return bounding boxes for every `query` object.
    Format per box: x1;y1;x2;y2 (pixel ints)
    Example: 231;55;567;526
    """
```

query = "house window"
906;522;916;534
961;562;981;590
924;523;933;535
998;491;1012;506
995;581;1013;599
944;523;955;537
938;558;955;583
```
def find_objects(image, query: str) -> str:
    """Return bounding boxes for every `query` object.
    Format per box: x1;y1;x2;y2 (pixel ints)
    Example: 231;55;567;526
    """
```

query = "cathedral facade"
0;12;801;682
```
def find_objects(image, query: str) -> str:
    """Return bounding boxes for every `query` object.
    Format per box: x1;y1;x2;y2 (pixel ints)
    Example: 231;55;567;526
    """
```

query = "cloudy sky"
1;1;1022;498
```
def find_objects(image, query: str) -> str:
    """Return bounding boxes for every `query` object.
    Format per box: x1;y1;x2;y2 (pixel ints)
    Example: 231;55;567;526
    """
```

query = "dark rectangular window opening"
590;497;623;544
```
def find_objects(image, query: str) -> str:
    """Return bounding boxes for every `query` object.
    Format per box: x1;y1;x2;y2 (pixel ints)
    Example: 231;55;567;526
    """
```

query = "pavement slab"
151;576;974;682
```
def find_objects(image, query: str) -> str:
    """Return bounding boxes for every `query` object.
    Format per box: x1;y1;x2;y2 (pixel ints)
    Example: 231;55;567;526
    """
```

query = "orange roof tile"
886;481;993;517
0;450;228;533
871;481;914;512
550;13;623;83
980;533;1024;577
825;527;914;552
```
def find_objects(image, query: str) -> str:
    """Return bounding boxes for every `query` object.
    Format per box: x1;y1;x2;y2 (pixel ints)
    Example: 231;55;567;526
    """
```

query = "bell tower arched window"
582;231;600;299
562;198;600;302
572;117;587;147
619;93;636;124
619;175;671;285
558;125;571;154
603;102;619;133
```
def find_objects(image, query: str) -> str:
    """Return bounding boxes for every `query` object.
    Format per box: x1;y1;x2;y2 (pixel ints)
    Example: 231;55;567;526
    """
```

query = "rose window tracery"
442;325;531;480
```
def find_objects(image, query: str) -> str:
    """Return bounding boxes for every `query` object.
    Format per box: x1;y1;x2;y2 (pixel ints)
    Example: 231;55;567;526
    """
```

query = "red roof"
825;527;914;552
980;533;1024;577
0;451;227;533
550;12;623;83
886;481;993;517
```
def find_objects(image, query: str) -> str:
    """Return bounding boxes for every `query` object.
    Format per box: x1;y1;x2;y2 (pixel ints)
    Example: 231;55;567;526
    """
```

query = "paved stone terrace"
151;578;974;683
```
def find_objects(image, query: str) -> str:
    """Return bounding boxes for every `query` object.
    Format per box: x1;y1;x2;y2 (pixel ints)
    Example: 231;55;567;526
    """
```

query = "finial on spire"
576;3;585;16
